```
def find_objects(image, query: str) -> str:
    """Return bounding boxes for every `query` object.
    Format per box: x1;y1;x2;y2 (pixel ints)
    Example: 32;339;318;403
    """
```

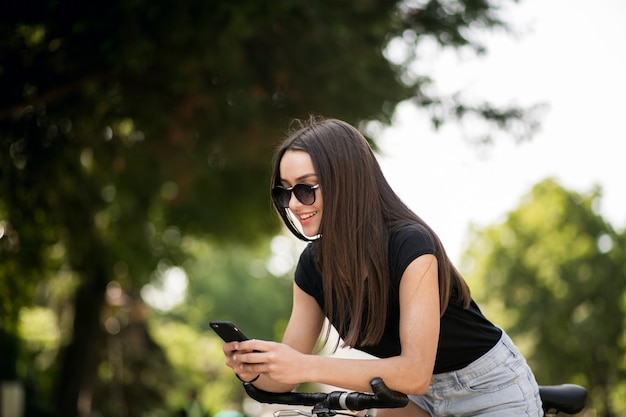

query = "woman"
222;117;543;416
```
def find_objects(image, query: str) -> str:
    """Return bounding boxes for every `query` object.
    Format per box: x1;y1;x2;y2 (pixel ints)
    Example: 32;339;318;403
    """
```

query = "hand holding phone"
211;321;261;382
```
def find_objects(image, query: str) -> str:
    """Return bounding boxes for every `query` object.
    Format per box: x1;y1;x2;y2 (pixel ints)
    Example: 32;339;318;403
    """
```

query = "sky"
376;0;626;263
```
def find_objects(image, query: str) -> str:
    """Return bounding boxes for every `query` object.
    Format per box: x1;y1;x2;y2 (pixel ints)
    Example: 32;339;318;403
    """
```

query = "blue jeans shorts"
408;330;543;416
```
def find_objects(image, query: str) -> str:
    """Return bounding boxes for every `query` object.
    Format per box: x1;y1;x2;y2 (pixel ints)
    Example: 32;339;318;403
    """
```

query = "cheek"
313;207;323;232
315;197;324;221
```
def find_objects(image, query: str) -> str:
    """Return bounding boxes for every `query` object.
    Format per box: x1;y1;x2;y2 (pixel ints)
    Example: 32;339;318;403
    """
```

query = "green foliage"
17;307;60;386
462;178;626;416
12;238;294;415
172;237;295;338
150;319;230;415
149;237;295;412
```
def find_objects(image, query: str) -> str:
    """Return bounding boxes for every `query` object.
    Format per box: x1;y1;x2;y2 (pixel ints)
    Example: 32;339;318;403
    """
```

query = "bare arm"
231;254;440;395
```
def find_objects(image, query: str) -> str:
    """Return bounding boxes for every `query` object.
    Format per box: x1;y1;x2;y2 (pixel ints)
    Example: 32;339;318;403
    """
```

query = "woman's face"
278;150;323;237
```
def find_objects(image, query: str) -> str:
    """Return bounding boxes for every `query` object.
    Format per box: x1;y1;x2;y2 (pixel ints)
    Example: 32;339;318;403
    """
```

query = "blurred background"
1;1;624;417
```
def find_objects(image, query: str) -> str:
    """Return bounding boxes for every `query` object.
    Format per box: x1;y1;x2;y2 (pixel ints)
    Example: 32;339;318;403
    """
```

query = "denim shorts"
408;330;543;416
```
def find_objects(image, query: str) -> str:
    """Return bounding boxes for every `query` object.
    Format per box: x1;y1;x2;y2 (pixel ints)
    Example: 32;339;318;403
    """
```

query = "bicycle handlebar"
243;377;409;411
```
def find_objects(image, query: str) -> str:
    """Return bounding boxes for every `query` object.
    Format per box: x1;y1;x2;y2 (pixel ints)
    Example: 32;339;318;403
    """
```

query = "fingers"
223;340;264;361
234;339;268;352
222;341;239;355
235;360;260;375
223;340;279;379
232;350;264;365
231;351;265;380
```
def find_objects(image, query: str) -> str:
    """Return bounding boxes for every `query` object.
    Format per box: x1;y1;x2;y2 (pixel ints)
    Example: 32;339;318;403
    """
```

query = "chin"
302;229;321;239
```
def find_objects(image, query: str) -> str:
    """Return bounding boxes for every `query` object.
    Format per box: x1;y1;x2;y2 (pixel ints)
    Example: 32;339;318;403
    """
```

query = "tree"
146;237;298;413
170;237;296;340
462;178;626;417
1;1;534;416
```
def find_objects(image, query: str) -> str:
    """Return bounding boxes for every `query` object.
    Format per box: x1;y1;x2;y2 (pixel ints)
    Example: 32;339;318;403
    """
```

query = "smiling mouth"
299;212;317;221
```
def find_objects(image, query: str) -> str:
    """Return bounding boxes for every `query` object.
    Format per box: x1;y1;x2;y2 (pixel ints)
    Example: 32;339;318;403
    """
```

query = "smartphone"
210;320;250;343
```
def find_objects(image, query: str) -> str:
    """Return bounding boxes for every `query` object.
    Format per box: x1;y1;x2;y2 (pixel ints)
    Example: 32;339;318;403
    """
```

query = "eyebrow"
280;173;317;184
297;173;317;182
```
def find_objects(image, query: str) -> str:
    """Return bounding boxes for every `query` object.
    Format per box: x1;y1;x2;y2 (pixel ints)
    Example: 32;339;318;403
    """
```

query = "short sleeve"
389;224;437;284
294;243;324;306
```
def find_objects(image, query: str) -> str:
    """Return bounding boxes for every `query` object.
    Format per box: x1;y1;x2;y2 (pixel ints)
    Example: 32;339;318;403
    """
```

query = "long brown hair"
271;116;471;347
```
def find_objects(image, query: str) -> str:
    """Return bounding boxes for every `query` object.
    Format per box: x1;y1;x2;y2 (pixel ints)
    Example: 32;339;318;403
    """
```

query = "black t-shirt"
294;224;502;374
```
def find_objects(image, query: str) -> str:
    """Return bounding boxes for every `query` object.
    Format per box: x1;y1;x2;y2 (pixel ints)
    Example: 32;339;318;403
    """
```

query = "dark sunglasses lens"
293;184;316;205
272;187;290;207
272;184;316;207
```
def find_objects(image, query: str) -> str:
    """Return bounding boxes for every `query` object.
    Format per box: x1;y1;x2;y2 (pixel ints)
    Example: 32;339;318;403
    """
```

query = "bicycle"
242;377;587;417
539;384;587;416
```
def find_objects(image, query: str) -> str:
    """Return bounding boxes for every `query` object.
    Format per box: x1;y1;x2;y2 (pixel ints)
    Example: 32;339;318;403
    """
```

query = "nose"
288;190;302;209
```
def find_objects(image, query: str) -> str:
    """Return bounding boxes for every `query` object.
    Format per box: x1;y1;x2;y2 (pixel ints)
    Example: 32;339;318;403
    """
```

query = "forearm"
233;341;432;395
247;374;298;393
305;354;432;395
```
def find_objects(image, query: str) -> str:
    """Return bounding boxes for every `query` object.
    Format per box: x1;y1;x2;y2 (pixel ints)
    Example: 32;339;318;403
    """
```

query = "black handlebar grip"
243;377;408;411
367;377;409;408
243;383;325;406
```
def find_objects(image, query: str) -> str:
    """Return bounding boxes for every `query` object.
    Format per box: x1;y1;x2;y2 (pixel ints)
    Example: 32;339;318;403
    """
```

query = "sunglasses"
272;183;320;208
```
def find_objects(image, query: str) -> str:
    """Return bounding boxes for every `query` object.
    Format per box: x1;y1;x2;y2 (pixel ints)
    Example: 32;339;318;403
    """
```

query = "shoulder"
297;242;316;267
389;224;437;283
389;224;436;254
